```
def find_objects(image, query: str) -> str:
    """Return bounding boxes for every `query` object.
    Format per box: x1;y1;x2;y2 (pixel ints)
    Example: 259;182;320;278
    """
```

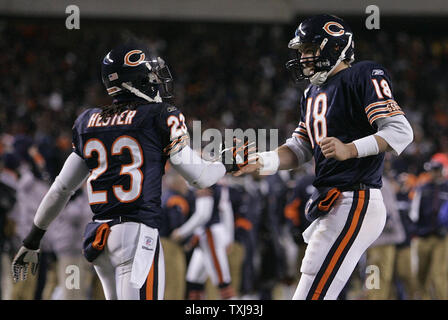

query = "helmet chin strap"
310;33;353;86
121;82;162;103
309;60;342;86
309;71;329;86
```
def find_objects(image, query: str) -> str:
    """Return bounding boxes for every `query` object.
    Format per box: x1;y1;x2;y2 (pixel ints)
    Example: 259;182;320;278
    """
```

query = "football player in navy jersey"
11;41;245;300
171;183;236;300
235;14;414;300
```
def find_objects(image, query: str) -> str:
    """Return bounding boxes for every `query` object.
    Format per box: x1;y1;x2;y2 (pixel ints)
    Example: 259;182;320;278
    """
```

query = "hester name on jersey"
292;61;405;189
72;101;187;229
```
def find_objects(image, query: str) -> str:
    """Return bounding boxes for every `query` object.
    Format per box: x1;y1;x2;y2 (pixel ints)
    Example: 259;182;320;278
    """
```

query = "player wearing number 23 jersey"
72;100;186;229
11;40;246;300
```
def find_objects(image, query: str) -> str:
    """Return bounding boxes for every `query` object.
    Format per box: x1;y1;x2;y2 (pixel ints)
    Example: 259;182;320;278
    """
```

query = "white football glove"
11;246;40;282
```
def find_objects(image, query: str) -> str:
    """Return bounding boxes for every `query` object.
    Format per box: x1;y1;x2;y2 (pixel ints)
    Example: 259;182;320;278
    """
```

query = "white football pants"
292;189;386;300
92;222;165;300
186;223;232;287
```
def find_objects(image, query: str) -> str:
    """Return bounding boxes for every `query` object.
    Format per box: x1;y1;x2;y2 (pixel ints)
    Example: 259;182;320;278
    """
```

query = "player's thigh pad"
200;224;232;285
297;189;386;300
300;189;386;276
105;222;140;267
93;222;166;300
330;190;386;283
300;195;352;275
186;248;208;284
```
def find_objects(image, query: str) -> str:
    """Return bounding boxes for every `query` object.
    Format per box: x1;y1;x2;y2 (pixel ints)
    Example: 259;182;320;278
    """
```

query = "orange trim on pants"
311;190;366;300
142;238;159;300
206;228;224;284
145;263;155;300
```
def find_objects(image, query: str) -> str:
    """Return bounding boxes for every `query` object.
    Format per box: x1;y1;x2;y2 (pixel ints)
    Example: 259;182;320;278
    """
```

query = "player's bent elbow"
397;120;414;155
191;175;217;189
191;179;211;189
192;162;226;189
405;121;414;146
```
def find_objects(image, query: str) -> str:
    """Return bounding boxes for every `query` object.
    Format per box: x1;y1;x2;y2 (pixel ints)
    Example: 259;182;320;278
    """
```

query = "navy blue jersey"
285;174;314;230
292;61;405;189
160;189;195;237
205;185;222;228
72;102;187;229
229;184;252;242
396;191;417;246
414;181;448;237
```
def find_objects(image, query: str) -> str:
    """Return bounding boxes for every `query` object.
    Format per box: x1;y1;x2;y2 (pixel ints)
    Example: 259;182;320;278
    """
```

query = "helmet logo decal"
322;22;345;36
123;50;146;67
103;52;114;65
108;72;118;81
106;86;122;95
298;23;306;36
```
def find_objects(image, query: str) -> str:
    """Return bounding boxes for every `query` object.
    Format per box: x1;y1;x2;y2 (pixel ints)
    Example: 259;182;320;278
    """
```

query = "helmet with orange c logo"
101;40;173;102
286;14;355;86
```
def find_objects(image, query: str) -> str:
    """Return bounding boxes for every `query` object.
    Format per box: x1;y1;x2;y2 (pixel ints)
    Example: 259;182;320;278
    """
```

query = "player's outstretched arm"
169;138;253;188
169;145;227;189
234;132;313;176
233;145;299;176
12;152;89;282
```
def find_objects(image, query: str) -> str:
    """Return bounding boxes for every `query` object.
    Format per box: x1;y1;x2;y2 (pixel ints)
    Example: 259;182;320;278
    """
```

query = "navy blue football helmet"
286;14;355;85
101;41;173;102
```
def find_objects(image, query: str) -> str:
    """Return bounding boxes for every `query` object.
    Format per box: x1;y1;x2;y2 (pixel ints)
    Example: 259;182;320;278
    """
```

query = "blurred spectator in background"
8;143;51;300
0;154;18;299
365;165;407;300
44;187;94;300
230;174;264;299
258;171;290;299
393;172;418;300
227;178;248;299
409;159;448;299
160;169;194;300
282;166;314;298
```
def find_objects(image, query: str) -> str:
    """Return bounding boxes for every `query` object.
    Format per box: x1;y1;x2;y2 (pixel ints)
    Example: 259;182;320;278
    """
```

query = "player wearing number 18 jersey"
294;60;401;190
234;14;414;300
11;41;245;300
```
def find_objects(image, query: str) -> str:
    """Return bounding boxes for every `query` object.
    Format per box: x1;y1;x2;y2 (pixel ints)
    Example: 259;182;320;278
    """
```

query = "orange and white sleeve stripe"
292;121;310;142
364;99;404;125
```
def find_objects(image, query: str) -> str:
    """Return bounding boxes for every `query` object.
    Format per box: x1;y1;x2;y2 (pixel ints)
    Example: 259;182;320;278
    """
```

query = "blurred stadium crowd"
1;17;448;300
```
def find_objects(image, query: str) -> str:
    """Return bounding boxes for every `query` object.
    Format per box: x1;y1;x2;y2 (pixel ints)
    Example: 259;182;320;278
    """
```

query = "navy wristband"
23;224;46;250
